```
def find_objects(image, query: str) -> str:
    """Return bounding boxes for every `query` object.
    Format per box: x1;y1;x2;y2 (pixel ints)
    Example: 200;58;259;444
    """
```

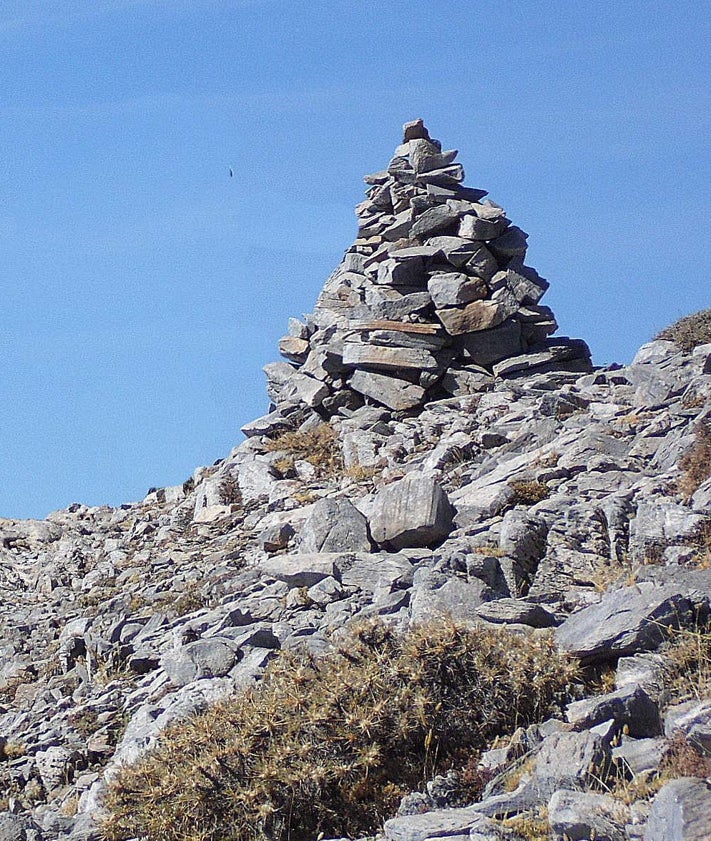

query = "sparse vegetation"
510;480;550;505
661;626;711;703
103;620;577;841
678;419;711;499
218;475;243;507
265;423;343;479
655;307;711;353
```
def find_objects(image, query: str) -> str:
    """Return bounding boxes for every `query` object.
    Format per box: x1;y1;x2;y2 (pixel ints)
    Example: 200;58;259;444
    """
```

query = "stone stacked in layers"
268;119;592;413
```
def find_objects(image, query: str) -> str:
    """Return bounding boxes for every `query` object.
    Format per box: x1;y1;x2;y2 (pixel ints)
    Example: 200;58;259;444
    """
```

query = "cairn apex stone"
402;118;430;142
369;474;453;550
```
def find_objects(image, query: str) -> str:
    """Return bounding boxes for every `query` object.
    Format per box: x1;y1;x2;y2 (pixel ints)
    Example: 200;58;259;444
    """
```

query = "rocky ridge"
0;122;710;841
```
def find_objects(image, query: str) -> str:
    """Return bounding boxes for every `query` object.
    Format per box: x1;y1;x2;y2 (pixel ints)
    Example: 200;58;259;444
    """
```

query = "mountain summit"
267;119;591;415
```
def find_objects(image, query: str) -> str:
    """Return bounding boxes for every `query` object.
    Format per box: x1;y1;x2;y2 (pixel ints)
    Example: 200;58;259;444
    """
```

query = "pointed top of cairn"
266;121;592;415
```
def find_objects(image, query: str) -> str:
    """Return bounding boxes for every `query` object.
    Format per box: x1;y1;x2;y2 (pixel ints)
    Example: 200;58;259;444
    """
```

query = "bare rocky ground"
1;123;710;841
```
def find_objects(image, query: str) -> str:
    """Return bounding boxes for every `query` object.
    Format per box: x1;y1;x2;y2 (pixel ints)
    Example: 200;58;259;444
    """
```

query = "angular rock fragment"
299;497;372;554
369;474;453;550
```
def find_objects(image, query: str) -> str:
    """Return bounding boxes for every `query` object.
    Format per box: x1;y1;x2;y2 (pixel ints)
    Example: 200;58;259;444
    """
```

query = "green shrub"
103;620;577;841
655;308;711;353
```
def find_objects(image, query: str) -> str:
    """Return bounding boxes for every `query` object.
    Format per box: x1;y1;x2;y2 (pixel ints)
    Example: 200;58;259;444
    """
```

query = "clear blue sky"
2;0;709;519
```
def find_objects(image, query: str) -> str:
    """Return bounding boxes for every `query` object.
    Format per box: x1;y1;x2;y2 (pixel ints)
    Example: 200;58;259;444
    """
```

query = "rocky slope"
1;123;710;841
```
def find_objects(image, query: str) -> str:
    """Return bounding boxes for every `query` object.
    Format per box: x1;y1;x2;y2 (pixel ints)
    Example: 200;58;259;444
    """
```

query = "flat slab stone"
384;807;500;841
349;370;426;411
475;598;557;627
259;553;345;588
350;319;442;335
342;342;444;372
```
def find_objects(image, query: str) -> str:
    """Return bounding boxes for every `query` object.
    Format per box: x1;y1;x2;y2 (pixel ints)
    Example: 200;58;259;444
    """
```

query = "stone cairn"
267;119;592;414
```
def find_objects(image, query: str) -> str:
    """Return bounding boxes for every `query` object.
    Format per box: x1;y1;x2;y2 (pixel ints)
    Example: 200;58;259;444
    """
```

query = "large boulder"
299;497;372;553
555;582;701;665
369;474;454;550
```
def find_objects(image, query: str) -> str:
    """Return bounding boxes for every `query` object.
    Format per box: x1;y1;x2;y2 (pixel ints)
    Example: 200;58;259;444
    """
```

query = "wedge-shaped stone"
487;224;528;259
349;369;426;410
458;213;508;240
555;582;699;664
416;163;465;185
278;335;309;362
410;204;459;238
489;268;547;305
369;474;453;549
455;317;523;366
381;209;413;241
376;255;426;286
342;342;443;372
427;272;487;308
436;300;508;335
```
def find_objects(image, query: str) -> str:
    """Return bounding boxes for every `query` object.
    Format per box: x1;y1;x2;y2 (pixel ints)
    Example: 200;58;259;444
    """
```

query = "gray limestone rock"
547;790;628;841
664;699;711;755
349;369;426;411
555;583;700;664
436;300;510;336
410;204;460;238
613;737;667;775
299;497;372;554
384;807;503;841
565;685;662;737
0;815;25;841
532;729;613;798
455;318;524;367
259;553;343;587
410;570;489;624
475;598;557;627
644;777;711;841
369;474;453;549
427;272;487;308
342;342;445;373
161;638;237;687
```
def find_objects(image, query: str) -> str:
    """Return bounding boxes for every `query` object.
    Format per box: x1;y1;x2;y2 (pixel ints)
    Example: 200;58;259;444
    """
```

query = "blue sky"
2;0;709;519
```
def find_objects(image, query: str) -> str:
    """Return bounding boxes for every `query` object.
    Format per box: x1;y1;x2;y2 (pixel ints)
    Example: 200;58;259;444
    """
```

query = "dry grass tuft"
661;626;711;703
656;308;711;353
103;620;577;841
510;480;550;506
678;420;711;500
265;424;343;479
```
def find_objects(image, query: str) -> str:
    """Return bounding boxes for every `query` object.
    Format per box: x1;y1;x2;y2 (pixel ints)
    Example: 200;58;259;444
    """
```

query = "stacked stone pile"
270;119;591;413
